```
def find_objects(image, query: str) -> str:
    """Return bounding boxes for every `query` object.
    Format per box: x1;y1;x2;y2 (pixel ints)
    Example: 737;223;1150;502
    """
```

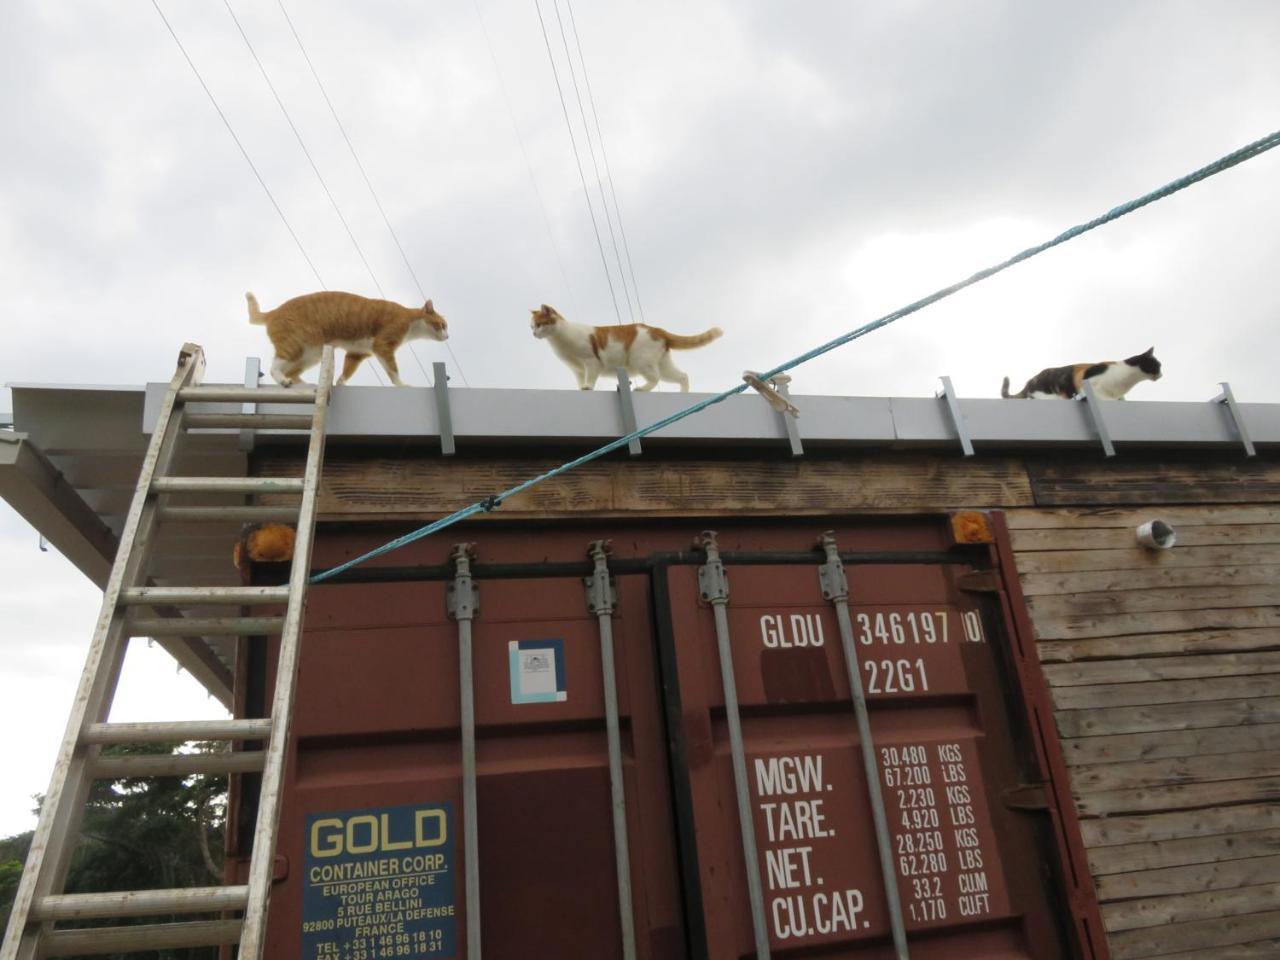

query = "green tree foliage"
1;743;227;959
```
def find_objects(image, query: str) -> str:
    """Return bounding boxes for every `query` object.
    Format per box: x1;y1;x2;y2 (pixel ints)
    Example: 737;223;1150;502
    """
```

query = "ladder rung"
90;751;266;778
82;719;272;745
41;918;243;956
156;504;299;523
152;476;304;495
122;586;290;606
185;412;314;430
127;615;285;636
33;885;249;921
179;385;317;403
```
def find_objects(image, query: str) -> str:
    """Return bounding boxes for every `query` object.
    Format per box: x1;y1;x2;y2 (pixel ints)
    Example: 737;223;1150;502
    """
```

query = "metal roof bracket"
616;368;642;457
238;357;261;453
434;362;456;456
1079;379;1116;457
1211;381;1256;457
774;377;804;457
937;376;974;457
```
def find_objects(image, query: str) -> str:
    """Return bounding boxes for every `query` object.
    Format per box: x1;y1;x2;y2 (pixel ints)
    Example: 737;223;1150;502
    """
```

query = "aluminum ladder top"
1;342;334;959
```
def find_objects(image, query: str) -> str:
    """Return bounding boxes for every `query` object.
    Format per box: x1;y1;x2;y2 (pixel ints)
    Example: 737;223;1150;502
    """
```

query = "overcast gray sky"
2;0;1279;836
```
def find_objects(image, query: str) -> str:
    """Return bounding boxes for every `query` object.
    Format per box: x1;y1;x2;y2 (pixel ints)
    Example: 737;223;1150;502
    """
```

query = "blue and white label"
303;803;455;958
508;638;567;703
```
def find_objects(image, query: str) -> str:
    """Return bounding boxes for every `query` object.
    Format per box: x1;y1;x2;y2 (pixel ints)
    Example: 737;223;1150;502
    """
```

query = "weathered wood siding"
1008;460;1280;960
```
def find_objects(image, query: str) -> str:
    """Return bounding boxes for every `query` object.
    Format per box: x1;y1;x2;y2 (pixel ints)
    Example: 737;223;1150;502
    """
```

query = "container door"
659;552;1073;959
271;571;685;960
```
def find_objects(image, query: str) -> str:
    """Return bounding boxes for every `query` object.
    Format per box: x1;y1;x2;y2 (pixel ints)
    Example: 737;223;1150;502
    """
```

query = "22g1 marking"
863;658;928;694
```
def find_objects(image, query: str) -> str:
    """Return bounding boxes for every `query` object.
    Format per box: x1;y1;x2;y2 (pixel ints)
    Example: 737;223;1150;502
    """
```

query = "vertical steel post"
615;368;643;456
818;533;909;959
697;531;771;960
1212;382;1256;457
1079;379;1116;457
434;361;456;456
447;544;481;959
585;541;638;960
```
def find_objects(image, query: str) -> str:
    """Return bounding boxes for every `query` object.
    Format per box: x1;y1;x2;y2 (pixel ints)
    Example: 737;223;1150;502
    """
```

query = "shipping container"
223;514;1101;959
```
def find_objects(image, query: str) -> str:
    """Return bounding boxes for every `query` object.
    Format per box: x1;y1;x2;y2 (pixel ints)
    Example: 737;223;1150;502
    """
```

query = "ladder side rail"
237;346;335;959
1;346;205;960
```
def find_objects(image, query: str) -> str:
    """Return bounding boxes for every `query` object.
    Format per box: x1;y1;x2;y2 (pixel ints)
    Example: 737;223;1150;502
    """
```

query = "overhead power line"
148;0;324;289
223;0;383;297
562;0;647;324
533;0;624;324
149;0;386;384
225;0;481;389
470;0;581;319
551;0;635;323
275;0;472;387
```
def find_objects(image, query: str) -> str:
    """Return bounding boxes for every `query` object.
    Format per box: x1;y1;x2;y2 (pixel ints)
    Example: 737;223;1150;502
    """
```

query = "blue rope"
311;127;1280;584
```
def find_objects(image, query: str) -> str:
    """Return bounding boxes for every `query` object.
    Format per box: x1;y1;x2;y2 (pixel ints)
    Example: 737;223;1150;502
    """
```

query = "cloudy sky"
1;0;1278;836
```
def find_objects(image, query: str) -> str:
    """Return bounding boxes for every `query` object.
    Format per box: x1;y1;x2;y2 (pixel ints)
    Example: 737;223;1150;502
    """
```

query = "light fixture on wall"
1136;519;1177;550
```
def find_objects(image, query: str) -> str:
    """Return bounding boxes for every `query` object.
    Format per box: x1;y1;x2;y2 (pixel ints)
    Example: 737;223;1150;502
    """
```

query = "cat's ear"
540;304;552;315
424;299;434;313
1144;346;1154;356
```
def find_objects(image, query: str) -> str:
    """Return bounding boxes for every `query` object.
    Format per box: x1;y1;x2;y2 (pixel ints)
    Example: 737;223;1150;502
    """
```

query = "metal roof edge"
136;382;1277;455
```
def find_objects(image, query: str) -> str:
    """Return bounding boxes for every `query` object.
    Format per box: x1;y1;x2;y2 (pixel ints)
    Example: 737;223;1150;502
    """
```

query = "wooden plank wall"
1008;481;1280;960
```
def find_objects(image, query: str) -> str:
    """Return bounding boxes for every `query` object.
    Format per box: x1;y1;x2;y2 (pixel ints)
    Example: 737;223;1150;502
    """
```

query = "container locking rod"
819;532;910;960
697;531;772;960
447;543;481;959
585;540;637;960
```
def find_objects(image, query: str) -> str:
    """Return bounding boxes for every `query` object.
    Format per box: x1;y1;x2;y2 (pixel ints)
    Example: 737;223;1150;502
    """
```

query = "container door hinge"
584;539;618;615
956;570;1002;593
696;531;730;604
1002;782;1050;811
817;532;849;602
446;544;479;620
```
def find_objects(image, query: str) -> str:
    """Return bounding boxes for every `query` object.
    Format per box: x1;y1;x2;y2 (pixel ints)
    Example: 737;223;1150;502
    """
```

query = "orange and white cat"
530;304;722;392
247;291;448;386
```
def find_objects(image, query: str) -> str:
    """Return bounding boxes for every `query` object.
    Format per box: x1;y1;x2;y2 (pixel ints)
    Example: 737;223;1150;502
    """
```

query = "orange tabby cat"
246;291;449;386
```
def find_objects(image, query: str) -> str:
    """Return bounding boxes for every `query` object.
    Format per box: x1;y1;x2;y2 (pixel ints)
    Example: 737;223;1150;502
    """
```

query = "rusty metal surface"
236;516;1093;959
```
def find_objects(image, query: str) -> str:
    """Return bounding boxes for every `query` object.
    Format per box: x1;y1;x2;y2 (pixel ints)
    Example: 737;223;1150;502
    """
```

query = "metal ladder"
1;342;335;959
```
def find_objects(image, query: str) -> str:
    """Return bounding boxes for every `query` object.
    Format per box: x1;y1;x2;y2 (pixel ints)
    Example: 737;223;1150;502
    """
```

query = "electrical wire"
275;0;472;387
552;0;634;322
563;0;647;324
149;0;385;385
470;0;581;319
227;0;452;389
148;0;324;289
534;0;624;324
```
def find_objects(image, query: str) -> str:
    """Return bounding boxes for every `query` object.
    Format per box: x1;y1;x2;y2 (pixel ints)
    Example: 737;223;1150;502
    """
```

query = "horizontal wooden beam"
256;452;1037;519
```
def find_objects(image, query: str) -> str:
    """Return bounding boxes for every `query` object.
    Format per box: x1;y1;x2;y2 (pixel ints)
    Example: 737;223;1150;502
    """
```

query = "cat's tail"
246;292;267;325
1001;376;1012;399
662;326;723;350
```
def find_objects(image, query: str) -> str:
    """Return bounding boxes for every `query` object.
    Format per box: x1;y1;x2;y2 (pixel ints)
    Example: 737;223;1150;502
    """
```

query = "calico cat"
530;304;722;392
1002;347;1162;400
247;291;448;386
